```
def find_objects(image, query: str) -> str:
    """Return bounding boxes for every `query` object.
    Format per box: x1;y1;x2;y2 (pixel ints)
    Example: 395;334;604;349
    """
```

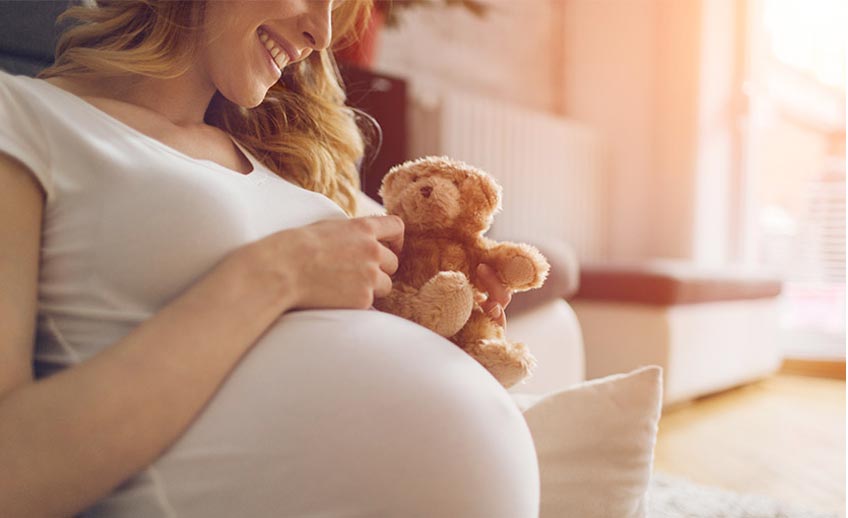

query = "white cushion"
506;299;585;395
512;366;664;518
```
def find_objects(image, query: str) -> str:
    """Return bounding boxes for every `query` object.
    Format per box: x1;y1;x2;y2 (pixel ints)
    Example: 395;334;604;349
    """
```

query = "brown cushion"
574;260;783;306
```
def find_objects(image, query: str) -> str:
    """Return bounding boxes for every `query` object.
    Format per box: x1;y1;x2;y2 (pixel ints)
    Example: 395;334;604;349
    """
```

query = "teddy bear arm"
484;242;551;291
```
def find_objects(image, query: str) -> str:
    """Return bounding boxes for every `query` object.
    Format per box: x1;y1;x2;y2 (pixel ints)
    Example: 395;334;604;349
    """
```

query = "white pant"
84;309;540;518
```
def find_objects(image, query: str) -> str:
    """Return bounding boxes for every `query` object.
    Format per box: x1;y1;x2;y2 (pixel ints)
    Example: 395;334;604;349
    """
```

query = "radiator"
407;91;609;261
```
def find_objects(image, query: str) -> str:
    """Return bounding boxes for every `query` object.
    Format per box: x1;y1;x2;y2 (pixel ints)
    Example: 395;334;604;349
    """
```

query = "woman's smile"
257;27;289;78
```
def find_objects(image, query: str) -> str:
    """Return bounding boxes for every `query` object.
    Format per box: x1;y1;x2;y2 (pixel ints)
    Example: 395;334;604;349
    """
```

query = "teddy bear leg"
373;282;418;319
452;310;537;389
415;271;475;337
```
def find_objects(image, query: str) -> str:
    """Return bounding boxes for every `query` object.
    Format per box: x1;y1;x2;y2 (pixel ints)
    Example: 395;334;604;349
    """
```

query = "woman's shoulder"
0;69;57;98
0;70;49;128
0;69;61;117
0;68;30;97
0;70;57;203
37;74;107;102
0;70;95;115
0;68;22;83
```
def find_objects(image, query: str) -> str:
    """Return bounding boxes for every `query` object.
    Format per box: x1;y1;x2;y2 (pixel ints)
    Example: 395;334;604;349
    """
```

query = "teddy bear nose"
420;186;433;198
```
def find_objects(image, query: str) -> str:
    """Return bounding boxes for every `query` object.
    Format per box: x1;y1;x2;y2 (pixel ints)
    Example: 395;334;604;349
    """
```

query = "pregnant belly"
87;309;538;518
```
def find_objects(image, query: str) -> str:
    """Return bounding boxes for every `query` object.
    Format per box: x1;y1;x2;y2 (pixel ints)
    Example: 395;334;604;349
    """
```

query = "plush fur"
373;156;550;388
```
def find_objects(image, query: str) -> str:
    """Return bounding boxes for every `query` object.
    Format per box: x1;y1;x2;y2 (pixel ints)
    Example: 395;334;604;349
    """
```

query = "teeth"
272;52;287;70
257;28;289;70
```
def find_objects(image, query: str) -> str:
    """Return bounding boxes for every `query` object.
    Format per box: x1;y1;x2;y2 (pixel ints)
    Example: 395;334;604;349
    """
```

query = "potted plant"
335;0;489;68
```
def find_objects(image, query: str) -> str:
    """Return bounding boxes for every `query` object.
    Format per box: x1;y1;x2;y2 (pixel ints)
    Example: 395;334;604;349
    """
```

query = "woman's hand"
476;263;513;328
243;215;404;311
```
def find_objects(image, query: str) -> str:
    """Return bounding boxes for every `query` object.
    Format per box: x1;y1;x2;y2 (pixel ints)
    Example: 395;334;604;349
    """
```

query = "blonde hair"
38;0;375;216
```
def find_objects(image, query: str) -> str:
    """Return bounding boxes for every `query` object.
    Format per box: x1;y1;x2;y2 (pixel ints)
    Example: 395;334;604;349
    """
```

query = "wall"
692;0;743;265
374;0;727;262
559;0;661;259
375;0;563;114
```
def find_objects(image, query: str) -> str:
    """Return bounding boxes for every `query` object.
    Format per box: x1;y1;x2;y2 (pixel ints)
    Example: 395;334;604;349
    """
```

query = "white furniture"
506;298;586;396
570;260;784;406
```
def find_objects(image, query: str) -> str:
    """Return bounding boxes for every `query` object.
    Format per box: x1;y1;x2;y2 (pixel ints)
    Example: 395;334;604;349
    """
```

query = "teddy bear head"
378;156;502;235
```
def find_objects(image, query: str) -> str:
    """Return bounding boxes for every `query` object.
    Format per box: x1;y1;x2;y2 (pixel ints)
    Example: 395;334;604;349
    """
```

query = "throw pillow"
513;366;663;518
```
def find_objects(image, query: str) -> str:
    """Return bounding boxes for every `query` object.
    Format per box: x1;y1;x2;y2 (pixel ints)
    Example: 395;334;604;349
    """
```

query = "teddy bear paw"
463;339;537;389
502;255;539;289
494;341;537;389
418;271;474;337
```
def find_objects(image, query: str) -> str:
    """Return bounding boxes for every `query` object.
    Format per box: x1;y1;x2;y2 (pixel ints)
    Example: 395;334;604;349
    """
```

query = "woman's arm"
0;152;404;517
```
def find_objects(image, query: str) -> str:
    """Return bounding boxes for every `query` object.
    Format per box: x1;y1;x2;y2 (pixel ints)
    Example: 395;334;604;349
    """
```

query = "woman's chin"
246;85;273;107
219;81;274;109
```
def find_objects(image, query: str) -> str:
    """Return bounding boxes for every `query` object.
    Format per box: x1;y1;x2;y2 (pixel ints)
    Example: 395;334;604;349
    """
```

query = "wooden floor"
653;373;846;517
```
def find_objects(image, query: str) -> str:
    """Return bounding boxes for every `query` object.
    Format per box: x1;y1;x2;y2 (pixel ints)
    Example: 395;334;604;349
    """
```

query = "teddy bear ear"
378;168;401;200
480;175;503;212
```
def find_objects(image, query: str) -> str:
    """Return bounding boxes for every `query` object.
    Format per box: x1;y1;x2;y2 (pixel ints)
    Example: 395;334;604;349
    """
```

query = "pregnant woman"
0;1;539;516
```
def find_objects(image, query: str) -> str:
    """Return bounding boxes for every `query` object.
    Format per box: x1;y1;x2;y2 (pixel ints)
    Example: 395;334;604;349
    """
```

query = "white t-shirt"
0;70;540;518
0;69;350;377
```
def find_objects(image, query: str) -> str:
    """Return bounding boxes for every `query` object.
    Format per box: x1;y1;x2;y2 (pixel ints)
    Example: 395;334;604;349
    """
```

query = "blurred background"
342;0;846;362
334;0;846;514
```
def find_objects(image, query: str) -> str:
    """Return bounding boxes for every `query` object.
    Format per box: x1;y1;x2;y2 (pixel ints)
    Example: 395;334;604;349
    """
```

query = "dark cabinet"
338;64;408;204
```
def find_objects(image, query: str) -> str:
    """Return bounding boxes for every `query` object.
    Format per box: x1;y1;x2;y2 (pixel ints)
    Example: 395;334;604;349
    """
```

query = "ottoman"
570;260;784;406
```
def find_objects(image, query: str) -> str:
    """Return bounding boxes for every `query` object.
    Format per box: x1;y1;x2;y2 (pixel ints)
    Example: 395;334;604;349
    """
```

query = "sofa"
571;259;784;406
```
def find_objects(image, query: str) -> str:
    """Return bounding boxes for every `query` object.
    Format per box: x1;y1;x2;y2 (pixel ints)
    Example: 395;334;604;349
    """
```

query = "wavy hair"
38;0;375;216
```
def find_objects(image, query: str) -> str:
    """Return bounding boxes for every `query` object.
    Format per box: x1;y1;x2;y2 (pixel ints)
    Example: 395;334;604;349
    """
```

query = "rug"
647;472;840;518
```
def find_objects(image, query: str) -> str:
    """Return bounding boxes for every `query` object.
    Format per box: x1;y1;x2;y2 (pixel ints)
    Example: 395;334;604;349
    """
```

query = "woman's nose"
300;0;332;51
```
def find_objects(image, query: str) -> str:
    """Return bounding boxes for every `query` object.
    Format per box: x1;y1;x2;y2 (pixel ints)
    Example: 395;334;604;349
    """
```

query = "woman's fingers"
476;263;513;308
486;303;506;327
357;216;403;300
361;215;404;255
374;270;393;298
378;242;399;276
476;263;511;328
366;217;400;277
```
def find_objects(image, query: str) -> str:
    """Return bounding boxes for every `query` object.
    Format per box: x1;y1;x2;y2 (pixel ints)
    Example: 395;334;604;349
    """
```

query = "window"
741;0;846;358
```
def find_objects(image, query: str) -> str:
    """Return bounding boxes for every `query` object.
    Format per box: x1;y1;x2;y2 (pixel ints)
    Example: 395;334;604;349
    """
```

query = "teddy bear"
373;155;551;389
